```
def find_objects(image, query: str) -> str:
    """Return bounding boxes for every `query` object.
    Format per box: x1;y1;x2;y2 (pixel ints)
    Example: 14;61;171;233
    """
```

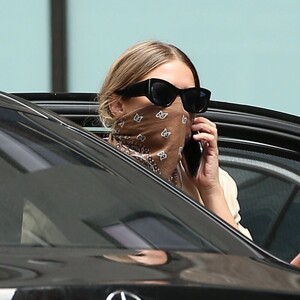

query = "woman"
98;40;251;238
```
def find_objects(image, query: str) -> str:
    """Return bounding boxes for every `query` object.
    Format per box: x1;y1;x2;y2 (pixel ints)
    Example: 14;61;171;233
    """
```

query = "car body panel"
0;248;300;299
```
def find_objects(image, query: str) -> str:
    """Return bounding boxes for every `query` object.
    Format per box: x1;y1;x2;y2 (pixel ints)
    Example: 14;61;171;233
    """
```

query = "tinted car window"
0;105;257;257
220;147;300;261
269;189;300;261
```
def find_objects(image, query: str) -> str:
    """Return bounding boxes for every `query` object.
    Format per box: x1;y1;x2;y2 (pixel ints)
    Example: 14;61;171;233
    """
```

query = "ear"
109;96;125;118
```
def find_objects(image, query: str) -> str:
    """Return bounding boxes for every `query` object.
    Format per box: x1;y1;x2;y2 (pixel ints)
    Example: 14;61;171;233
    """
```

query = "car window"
0;105;258;257
220;147;300;261
268;189;300;262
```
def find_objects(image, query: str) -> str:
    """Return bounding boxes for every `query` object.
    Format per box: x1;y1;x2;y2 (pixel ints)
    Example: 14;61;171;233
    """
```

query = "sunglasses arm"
117;80;149;98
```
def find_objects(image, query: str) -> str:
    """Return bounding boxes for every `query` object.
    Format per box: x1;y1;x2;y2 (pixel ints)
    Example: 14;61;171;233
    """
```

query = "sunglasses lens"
182;90;201;112
151;82;176;106
182;89;210;113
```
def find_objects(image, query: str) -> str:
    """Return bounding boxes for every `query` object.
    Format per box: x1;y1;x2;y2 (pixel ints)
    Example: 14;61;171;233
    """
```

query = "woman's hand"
191;117;220;191
191;117;239;230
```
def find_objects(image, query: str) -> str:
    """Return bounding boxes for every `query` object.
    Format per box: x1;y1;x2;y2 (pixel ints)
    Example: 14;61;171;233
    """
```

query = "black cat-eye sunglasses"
116;78;211;113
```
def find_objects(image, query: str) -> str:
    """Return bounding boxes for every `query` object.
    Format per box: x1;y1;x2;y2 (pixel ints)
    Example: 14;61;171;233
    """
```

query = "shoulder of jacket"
219;167;236;186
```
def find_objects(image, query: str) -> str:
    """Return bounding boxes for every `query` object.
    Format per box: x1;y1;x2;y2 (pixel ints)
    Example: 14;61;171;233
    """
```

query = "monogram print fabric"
109;102;192;186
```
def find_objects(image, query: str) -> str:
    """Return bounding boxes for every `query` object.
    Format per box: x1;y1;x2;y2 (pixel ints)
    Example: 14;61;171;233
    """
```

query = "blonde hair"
98;40;200;127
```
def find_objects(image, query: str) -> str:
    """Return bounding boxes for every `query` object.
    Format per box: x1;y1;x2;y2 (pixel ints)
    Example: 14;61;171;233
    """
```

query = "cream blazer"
178;162;252;240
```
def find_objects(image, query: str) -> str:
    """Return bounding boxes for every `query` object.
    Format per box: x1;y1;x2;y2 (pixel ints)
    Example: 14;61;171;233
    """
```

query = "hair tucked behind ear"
97;40;200;127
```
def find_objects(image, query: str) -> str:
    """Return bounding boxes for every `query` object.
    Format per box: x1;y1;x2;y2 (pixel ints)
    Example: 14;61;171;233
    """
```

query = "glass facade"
1;0;300;116
0;0;50;92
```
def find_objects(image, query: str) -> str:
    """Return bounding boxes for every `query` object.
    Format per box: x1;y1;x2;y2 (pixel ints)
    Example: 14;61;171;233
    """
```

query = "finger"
192;124;218;139
192;122;217;133
193;117;217;128
192;132;218;148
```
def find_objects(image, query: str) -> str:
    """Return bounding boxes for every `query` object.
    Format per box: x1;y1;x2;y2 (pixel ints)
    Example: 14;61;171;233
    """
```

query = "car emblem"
106;290;141;300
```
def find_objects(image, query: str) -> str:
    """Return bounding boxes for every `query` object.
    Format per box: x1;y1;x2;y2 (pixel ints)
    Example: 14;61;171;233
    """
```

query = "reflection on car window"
10;164;219;252
0;106;241;254
269;189;300;262
0;109;96;174
220;147;300;261
85;213;208;250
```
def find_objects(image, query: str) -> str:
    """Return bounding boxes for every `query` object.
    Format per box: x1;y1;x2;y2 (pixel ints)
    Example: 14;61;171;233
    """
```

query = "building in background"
1;0;300;116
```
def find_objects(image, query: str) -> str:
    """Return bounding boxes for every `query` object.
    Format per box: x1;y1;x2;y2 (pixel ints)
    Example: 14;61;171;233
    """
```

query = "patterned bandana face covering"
109;101;192;186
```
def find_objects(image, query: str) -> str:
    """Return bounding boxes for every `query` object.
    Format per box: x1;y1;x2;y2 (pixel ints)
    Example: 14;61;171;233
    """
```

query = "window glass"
0;106;255;256
68;0;300;116
220;147;300;260
1;1;300;114
269;189;300;262
0;0;50;92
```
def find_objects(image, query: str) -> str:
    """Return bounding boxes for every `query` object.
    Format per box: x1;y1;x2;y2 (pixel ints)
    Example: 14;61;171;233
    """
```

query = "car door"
219;145;300;262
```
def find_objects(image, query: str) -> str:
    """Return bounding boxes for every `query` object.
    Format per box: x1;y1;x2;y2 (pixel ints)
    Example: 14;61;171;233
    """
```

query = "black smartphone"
182;132;203;177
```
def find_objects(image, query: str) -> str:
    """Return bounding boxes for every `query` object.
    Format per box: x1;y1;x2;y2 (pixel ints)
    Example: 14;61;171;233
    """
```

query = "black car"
17;92;300;263
1;91;300;299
